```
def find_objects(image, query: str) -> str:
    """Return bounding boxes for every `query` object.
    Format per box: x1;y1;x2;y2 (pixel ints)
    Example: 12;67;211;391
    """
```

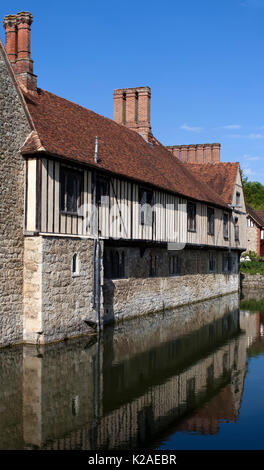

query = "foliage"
241;250;258;260
240;258;264;275
240;298;264;311
241;170;264;210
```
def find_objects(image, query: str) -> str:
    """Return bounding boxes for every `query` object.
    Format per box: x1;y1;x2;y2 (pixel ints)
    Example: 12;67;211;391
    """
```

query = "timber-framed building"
0;12;247;346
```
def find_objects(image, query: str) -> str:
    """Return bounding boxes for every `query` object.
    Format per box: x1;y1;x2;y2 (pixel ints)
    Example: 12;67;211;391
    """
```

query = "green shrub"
240;299;264;311
240;259;264;275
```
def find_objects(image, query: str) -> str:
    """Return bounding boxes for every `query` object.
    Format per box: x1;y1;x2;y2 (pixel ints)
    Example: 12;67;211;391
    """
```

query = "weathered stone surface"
0;42;31;347
103;247;240;323
23;236;99;344
241;273;264;290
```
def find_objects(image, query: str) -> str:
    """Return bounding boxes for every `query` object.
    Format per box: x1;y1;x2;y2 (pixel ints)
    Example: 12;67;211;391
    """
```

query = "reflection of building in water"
240;308;264;355
0;293;255;450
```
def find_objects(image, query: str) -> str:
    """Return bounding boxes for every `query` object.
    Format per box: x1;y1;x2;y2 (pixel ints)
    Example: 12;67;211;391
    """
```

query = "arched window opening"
72;253;80;276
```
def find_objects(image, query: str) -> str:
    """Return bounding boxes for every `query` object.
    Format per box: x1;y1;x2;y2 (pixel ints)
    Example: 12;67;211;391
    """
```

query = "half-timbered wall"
25;157;246;250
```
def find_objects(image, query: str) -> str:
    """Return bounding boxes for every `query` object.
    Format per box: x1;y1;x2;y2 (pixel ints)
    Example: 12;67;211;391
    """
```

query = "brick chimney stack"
166;143;221;163
3;15;17;69
113;87;152;142
3;11;37;92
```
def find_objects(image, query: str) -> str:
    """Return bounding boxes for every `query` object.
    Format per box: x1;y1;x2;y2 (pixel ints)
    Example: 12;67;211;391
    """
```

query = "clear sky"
1;0;264;183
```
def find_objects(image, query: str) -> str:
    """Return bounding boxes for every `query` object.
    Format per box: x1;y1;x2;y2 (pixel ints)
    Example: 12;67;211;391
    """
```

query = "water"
0;291;263;450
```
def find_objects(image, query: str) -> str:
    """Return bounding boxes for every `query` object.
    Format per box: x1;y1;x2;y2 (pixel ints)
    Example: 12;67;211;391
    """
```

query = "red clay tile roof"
21;88;229;208
183;162;240;204
255;211;264;225
246;204;264;226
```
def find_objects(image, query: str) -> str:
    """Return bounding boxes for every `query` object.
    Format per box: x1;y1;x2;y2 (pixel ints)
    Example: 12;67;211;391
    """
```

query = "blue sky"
1;0;264;182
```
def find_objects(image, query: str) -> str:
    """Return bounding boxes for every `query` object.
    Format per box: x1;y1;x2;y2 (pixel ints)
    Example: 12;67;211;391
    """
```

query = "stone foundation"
103;246;240;324
103;274;239;323
240;273;264;290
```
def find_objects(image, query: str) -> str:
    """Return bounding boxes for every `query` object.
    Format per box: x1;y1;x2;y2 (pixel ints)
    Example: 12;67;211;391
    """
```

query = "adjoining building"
0;12;247;346
245;204;264;256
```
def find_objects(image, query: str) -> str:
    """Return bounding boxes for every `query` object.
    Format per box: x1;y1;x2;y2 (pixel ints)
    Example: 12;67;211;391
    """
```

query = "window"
187;202;196;232
169;255;181;276
149;254;158;277
209;252;216;273
223;353;228;374
139;188;153;226
234;217;239;241
60;167;82;214
207;207;215;235
110;250;125;279
72;253;80;276
230;254;238;273
261;230;264;240
236;191;241;207
223;213;229;239
207;364;214;388
247;218;254;227
222;254;230;273
186;377;196;402
96;176;109;205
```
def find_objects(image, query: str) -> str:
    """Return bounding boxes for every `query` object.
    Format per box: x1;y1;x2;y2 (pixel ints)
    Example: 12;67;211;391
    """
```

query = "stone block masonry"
0;42;31;347
23;236;99;344
103;246;240;324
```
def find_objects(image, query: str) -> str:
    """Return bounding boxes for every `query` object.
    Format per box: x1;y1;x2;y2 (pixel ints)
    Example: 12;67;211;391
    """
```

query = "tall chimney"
3;11;37;92
166;143;221;163
3;15;17;70
113;86;152;142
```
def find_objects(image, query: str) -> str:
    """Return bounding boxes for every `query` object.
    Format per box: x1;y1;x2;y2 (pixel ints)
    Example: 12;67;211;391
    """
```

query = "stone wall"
23;235;100;344
103;246;240;323
0;42;31;347
246;225;258;254
240;273;264;290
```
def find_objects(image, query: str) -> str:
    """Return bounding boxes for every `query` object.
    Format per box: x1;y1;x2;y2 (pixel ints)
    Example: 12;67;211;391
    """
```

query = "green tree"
241;170;264;210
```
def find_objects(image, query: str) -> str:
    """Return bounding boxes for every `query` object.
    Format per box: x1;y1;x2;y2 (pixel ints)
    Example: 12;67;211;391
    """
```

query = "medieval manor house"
0;12;247;347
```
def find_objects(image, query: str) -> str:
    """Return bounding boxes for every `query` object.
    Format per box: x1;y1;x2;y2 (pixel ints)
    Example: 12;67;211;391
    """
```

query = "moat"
0;290;263;450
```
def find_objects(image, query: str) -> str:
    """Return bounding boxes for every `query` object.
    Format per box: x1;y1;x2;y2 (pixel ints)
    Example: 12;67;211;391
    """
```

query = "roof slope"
183;162;240;204
246;204;264;227
21;88;228;208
